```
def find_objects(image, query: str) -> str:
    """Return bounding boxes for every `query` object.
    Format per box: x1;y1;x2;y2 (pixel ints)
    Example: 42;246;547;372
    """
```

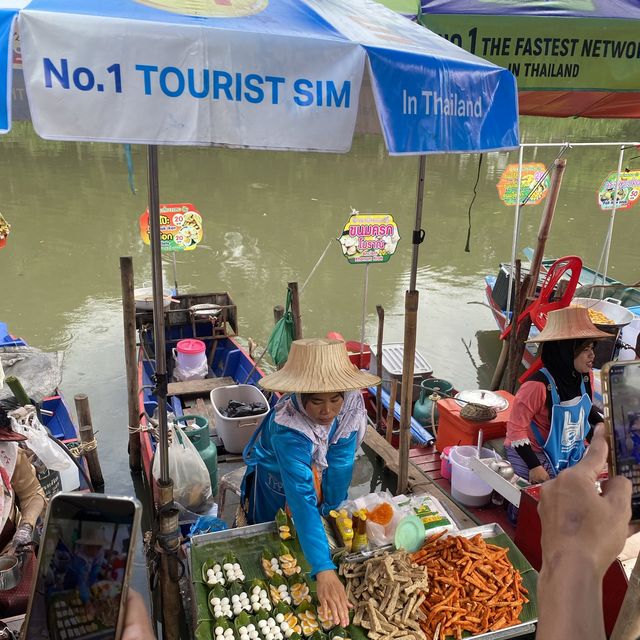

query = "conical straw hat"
259;338;381;393
526;306;613;343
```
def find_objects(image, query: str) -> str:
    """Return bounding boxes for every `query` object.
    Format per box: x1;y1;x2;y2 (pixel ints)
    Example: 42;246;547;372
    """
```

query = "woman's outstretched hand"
316;569;352;628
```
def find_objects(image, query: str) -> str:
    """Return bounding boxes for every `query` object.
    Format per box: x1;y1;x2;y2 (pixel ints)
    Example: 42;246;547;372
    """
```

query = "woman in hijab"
241;338;380;628
505;307;612;484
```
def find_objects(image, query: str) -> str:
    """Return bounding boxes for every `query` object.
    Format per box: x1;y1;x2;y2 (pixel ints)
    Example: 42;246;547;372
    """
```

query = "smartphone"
22;492;142;640
602;360;640;522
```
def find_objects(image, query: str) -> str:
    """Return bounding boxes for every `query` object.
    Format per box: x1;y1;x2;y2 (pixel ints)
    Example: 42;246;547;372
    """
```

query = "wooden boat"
134;292;276;489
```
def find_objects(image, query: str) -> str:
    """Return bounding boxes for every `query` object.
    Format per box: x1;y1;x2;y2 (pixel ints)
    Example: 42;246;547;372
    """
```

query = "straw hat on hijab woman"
505;307;612;484
240;338;380;627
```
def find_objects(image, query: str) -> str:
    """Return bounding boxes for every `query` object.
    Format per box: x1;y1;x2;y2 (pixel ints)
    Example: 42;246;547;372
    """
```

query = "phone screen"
23;494;138;640
609;362;640;520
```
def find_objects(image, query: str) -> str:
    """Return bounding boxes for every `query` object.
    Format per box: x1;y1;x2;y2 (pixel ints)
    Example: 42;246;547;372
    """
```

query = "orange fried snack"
411;533;529;640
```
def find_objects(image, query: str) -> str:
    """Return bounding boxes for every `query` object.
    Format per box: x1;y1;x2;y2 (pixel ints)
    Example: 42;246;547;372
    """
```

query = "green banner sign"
420;14;639;91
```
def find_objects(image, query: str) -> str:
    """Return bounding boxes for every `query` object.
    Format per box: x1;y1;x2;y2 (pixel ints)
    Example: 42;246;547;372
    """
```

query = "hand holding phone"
22;492;142;640
602;359;640;522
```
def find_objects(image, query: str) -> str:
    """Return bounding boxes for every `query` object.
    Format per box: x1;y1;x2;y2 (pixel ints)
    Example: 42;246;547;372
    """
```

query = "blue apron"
530;368;592;474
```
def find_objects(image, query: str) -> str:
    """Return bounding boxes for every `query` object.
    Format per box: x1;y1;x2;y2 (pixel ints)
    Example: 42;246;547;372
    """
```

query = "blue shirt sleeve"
320;431;358;517
271;427;335;577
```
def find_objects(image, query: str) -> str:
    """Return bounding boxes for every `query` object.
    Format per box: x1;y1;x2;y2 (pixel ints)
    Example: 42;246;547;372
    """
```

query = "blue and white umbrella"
2;0;518;153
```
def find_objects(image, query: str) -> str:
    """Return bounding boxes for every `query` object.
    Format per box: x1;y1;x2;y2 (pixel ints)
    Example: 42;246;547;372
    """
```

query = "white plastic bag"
152;424;213;512
10;411;70;471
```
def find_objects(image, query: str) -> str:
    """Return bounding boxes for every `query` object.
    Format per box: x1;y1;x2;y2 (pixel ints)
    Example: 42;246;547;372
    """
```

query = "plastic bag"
10;410;70;471
152;424;213;513
266;290;295;367
339;490;410;548
172;351;208;382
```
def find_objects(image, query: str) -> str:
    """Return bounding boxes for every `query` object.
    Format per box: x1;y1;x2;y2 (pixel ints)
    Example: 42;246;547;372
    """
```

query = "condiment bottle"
351;510;369;553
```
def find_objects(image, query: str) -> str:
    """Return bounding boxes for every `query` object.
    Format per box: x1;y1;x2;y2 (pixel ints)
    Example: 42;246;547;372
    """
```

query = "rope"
70;438;99;457
300;239;333;294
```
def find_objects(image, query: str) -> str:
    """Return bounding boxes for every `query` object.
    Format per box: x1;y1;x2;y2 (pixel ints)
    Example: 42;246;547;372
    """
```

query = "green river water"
1;116;639;499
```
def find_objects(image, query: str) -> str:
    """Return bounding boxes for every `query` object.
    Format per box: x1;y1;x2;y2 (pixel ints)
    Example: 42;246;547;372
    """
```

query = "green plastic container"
176;414;218;497
413;378;453;427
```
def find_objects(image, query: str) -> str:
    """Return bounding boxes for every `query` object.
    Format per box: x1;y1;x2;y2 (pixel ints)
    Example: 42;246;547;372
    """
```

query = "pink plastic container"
440;446;453;480
175;338;206;370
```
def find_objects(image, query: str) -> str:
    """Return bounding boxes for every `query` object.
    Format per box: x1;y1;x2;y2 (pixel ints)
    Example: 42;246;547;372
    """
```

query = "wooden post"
120;256;141;472
611;554;640;640
375;305;384;431
74;394;105;489
288;282;303;340
491;159;567;391
386;380;397;443
273;305;284;324
524;158;567;303
398;290;419;495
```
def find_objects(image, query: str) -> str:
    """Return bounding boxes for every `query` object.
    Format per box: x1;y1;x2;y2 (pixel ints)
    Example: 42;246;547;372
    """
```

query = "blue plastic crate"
41;396;77;440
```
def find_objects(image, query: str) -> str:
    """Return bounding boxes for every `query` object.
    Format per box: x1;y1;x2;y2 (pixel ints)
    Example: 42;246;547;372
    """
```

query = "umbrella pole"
398;155;426;494
147;145;182;640
602;146;625;281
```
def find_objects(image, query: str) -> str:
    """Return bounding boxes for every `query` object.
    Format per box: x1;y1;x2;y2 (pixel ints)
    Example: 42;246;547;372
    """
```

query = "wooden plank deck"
364;426;516;536
167;375;235;397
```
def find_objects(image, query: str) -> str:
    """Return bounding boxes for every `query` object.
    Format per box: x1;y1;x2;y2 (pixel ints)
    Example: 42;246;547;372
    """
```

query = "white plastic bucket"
173;339;207;370
210;384;269;454
449;445;497;507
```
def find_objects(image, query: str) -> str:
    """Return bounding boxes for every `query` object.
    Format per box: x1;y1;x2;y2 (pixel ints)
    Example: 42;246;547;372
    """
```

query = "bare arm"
536;425;631;640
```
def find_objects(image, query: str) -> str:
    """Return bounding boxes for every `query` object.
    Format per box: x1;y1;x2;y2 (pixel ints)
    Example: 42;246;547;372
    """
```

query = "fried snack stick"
411;534;529;640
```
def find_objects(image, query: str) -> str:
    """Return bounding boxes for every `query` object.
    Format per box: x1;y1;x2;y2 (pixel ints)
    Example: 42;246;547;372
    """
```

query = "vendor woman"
241;338;380;627
505;307;612;484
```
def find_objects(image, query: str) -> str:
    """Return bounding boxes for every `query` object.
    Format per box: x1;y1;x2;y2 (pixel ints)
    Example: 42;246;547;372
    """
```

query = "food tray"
342;523;537;640
191;522;313;640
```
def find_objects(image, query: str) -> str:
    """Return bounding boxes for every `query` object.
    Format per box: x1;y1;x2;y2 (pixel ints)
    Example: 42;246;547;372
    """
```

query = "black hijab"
531;338;593;403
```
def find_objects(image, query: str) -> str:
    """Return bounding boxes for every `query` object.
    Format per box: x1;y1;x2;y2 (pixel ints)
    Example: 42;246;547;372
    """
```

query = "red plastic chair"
500;256;583;383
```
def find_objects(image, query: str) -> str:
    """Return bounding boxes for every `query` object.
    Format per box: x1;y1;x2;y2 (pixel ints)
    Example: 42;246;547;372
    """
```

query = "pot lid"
455;390;509;412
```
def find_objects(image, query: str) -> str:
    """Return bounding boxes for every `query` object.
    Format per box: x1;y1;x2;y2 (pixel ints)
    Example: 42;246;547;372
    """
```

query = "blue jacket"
242;397;359;576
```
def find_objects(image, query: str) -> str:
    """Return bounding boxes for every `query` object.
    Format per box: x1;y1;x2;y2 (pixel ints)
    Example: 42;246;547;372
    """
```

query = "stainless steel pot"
0;555;21;591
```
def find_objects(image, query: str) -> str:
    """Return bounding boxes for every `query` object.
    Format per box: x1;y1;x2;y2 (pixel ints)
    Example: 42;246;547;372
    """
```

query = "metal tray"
191;520;277;548
343;522;538;640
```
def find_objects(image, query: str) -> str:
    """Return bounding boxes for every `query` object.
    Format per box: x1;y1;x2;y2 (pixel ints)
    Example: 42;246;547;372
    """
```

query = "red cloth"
504;381;550;452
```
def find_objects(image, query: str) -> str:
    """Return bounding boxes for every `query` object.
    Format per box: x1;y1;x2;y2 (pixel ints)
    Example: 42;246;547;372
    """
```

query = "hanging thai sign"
598;170;640;211
338;211;400;264
139;203;203;251
497;162;549;206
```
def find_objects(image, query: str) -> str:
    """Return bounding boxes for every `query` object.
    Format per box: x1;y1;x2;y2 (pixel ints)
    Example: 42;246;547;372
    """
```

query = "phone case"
21;492;143;640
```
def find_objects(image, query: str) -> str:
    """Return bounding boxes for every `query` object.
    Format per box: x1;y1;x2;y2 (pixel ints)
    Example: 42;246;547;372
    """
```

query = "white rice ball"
280;622;289;632
215;628;224;637
284;630;293;639
252;602;260;612
224;630;234;637
223;563;233;571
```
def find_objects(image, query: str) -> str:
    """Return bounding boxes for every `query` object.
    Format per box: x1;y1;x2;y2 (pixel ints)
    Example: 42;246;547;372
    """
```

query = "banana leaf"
275;508;297;541
309;632;329;640
344;626;367;640
195;620;213;640
228;582;248;598
288;634;303;640
190;526;311;623
328;627;348;639
234;611;254;633
295;601;315;615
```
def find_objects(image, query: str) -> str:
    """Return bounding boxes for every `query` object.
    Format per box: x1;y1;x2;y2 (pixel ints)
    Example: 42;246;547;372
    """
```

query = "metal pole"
409;156;427;291
147;145;170;485
398;290;419;494
360;264;370;361
171;252;179;295
602;146;625;281
505;144;525;325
